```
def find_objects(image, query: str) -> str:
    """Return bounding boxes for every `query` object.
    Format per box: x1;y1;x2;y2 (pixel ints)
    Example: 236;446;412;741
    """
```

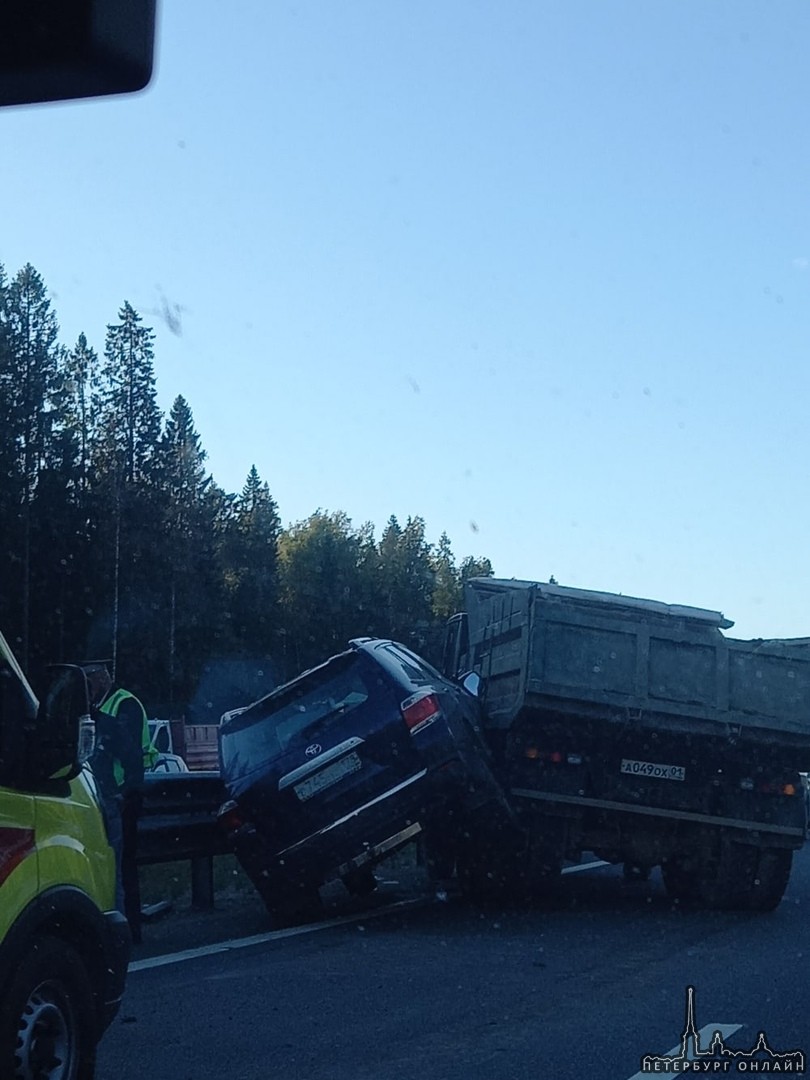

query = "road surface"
98;854;810;1078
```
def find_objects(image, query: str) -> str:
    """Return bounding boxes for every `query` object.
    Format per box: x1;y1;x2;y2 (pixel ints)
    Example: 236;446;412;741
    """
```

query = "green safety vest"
99;688;159;787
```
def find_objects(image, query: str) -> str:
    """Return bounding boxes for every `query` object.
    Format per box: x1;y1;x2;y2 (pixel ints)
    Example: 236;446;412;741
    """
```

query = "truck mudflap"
510;788;807;843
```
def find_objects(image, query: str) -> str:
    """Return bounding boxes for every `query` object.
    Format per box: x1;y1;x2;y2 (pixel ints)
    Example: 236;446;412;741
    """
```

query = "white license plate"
294;751;362;801
620;758;686;782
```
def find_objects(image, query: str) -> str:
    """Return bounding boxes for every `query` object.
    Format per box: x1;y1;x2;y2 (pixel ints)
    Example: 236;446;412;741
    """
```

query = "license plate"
294;752;362;801
620;758;686;782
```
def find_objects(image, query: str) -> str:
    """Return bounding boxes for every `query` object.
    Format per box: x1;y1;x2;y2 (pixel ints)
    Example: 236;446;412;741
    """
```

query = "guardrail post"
191;855;215;910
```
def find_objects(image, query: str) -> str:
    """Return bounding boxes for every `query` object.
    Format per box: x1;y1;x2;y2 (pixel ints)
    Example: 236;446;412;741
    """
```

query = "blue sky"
1;1;809;637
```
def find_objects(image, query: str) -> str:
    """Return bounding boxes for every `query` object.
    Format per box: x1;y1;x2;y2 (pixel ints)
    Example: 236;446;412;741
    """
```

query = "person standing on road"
85;663;157;944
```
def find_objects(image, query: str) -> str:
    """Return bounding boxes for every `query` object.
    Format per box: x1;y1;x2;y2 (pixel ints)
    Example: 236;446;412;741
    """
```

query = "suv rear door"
220;649;424;857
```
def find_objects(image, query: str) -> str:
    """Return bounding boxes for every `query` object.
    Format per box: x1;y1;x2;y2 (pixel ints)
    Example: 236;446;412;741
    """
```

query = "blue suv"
218;638;506;922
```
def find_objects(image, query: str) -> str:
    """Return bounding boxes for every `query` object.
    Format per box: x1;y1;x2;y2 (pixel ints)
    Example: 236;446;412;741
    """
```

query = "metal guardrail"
138;771;229;908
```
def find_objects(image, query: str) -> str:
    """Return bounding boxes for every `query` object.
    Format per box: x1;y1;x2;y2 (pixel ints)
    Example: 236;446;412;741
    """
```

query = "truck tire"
698;843;759;911
422;830;460;886
526;841;563;891
0;936;98;1080
456;844;528;904
747;848;792;912
661;856;701;902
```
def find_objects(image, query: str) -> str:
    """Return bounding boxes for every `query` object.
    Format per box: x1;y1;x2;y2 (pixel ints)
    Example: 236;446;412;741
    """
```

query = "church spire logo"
640;986;805;1073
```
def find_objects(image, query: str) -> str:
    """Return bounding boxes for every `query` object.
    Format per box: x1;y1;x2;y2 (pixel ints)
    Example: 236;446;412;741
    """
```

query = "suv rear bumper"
231;759;468;889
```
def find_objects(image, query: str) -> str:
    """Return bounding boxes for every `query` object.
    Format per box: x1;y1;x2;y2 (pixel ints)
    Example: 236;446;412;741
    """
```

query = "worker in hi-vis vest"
86;662;157;944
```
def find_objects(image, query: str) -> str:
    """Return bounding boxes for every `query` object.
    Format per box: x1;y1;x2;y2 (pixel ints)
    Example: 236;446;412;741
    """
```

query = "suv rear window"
372;643;445;689
220;654;374;780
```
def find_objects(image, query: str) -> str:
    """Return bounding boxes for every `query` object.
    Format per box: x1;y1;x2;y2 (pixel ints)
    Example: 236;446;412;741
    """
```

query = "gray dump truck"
443;578;810;911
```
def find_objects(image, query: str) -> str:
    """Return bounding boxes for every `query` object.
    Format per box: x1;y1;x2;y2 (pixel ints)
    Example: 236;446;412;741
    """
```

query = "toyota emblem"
305;743;322;757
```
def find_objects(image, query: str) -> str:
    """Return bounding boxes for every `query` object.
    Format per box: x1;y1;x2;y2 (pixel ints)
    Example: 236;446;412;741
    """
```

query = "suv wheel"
256;875;324;927
342;868;378;897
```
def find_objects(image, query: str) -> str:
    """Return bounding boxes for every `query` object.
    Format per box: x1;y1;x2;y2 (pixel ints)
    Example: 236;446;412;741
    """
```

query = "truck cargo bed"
460;578;810;765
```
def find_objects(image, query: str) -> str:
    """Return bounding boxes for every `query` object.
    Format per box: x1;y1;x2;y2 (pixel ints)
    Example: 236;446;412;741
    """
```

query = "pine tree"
278;511;366;672
158;395;216;705
99;301;161;484
63;332;100;494
161;395;208;510
378;515;403;632
93;302;163;681
460;555;494;582
377;515;435;643
222;464;283;668
2;265;61;665
431;532;460;619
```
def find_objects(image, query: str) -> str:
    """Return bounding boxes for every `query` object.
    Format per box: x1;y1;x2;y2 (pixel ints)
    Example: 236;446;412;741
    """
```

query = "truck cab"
0;633;130;1080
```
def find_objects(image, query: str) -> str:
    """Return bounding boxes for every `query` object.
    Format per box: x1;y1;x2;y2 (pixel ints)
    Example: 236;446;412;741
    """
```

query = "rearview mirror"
35;665;90;782
460;671;481;698
0;0;156;107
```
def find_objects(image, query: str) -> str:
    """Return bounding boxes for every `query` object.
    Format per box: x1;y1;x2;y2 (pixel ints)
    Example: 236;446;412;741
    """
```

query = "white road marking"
561;859;609;875
131;858;612;973
129;899;423;973
624;1023;743;1080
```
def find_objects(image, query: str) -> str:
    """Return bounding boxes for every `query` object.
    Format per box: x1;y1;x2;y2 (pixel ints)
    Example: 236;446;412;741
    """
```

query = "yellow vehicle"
0;633;130;1080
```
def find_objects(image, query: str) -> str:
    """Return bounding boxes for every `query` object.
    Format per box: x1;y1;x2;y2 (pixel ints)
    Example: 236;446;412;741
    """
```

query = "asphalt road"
97;853;810;1079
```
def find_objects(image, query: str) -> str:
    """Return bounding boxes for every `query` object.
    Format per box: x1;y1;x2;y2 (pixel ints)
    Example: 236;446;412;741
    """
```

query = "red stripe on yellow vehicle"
0;826;35;888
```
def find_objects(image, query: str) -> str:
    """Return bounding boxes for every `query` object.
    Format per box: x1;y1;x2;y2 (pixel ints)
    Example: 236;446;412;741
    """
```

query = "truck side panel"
455;578;808;911
466;580;810;758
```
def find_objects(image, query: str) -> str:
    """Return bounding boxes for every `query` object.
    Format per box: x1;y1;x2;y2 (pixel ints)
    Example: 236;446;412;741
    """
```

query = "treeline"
0;262;493;714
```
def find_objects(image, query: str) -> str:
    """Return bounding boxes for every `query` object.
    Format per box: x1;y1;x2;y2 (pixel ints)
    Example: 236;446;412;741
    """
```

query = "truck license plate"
620;758;686;782
294;752;362;801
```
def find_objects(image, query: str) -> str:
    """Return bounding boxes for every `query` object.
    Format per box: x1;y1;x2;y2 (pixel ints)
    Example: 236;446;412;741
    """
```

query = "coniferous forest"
0;262;493;717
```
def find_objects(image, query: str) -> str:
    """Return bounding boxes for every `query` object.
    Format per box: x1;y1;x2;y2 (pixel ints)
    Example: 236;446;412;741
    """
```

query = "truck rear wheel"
526;841;563;891
697;843;759;911
456;839;530;904
661;856;701;903
0;936;98;1080
457;850;518;903
747;848;792;912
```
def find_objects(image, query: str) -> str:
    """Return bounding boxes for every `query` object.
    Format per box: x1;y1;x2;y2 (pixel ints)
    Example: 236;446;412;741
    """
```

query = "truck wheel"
527;842;563;891
0;937;98;1080
661;856;701;902
456;845;527;904
422;831;459;887
747;849;792;912
698;843;759;911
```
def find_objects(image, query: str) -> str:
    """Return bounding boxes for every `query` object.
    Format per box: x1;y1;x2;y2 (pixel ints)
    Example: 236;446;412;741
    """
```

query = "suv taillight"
218;800;245;834
401;691;441;734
